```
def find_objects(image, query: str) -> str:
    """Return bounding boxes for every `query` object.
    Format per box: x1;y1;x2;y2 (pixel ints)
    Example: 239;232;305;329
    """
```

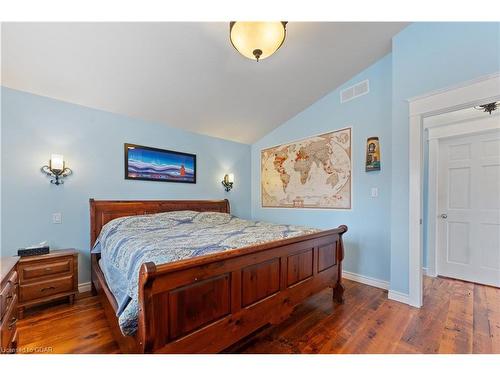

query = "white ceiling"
1;22;408;144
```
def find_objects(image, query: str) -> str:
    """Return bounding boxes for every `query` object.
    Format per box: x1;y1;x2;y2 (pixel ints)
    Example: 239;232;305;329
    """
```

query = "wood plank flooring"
16;276;499;354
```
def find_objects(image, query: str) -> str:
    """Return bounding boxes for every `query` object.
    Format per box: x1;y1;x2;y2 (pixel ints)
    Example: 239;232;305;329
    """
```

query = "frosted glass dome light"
229;22;287;62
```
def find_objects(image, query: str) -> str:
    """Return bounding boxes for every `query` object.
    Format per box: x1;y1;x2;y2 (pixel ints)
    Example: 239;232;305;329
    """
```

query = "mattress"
93;210;318;336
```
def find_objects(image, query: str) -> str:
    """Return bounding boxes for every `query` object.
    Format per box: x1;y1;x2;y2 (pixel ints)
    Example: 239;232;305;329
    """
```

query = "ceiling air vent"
340;79;370;104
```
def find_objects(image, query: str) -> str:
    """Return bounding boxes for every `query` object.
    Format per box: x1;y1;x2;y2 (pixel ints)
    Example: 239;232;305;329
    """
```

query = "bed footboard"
136;225;347;353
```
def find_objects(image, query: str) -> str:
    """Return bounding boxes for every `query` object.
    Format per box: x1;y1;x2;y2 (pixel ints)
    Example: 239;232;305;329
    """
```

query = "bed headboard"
89;199;230;247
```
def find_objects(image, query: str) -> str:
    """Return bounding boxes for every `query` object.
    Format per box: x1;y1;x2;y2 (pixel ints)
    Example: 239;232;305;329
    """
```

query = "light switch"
52;212;62;224
371;187;378;198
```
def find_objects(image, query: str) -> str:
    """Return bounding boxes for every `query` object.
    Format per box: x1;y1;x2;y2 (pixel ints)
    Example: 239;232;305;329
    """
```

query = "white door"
437;130;500;287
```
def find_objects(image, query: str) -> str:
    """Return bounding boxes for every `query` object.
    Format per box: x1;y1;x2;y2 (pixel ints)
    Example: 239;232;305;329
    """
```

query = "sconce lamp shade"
230;22;287;61
50;154;64;171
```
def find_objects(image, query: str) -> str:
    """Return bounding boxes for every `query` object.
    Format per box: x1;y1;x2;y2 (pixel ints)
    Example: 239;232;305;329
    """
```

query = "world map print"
261;128;352;209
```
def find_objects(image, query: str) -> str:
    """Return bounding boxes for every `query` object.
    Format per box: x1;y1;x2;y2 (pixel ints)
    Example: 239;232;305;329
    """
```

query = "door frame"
407;72;500;307
425;118;500;278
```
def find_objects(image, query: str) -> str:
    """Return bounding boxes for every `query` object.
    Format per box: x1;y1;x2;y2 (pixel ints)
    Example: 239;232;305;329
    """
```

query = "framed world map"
261;127;352;209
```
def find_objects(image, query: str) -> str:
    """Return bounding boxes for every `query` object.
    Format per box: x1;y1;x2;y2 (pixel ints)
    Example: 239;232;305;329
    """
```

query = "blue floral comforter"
92;210;318;336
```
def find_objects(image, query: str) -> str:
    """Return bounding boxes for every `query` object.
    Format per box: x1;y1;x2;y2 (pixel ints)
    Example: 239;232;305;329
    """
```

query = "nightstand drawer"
0;271;17;320
17;249;78;318
19;258;72;282
20;275;74;302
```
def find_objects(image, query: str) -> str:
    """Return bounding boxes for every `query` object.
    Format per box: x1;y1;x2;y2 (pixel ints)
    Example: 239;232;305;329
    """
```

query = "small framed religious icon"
365;137;381;172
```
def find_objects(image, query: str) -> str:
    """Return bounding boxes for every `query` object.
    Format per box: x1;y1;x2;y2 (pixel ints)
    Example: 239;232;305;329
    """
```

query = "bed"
90;199;347;353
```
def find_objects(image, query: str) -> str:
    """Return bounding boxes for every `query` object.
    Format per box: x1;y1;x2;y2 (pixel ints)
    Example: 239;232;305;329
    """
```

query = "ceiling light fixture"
474;101;499;115
229;22;287;62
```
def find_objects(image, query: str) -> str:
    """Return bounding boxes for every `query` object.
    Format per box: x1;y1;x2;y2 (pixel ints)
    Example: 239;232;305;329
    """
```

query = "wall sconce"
221;173;234;192
41;154;72;185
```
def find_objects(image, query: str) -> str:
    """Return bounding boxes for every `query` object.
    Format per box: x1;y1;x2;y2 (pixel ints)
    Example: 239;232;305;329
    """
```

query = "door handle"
440;214;448;219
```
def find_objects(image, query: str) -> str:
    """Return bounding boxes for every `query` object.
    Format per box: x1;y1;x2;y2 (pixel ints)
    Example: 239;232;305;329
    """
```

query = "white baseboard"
342;270;390;291
343;271;413;306
423;267;437;277
78;282;91;293
388;289;411;305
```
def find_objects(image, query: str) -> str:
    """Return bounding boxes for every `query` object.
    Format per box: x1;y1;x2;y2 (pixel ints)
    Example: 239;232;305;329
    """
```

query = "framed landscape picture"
124;143;196;183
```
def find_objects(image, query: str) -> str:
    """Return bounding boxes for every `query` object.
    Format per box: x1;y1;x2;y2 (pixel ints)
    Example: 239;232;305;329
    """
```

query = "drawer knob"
40;286;56;292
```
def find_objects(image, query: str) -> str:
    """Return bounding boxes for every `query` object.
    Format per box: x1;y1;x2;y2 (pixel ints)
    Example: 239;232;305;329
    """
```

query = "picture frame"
124;143;196;183
365;136;381;172
261;127;352;209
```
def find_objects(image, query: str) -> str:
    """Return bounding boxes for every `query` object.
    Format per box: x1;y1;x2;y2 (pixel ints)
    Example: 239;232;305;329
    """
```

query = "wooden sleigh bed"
90;199;347;353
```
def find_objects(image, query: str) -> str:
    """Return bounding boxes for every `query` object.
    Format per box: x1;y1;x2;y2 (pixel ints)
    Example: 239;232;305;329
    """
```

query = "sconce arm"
40;165;53;176
221;180;234;192
61;167;73;177
40;165;73;185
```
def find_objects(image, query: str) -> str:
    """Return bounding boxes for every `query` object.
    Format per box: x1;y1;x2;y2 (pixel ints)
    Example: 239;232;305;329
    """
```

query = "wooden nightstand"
17;249;78;319
1;256;19;354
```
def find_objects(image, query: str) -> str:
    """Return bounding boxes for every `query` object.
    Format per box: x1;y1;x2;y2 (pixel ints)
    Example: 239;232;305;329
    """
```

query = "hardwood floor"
17;293;120;354
17;276;499;354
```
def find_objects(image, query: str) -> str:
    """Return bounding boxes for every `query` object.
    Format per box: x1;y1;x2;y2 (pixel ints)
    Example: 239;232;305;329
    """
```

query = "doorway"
407;73;500;307
424;108;500;287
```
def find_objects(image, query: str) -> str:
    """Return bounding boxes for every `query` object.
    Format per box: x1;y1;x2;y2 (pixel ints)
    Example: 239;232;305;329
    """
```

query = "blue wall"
390;22;500;293
1;87;252;284
251;55;393;283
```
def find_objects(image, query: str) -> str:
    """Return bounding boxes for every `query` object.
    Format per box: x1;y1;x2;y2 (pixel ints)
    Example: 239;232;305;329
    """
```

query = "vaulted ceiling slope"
1;22;408;144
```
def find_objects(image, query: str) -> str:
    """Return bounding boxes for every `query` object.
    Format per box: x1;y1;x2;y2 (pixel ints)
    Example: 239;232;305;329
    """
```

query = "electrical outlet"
371;187;378;198
52;212;62;224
